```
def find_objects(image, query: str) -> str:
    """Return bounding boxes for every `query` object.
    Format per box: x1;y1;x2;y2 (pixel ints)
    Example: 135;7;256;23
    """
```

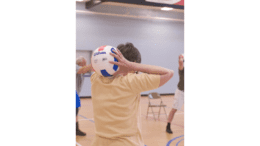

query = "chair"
146;92;167;121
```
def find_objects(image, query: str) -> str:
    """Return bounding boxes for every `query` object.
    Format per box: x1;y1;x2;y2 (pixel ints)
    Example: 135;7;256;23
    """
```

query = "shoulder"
124;73;160;93
126;73;160;82
90;72;98;82
124;73;142;80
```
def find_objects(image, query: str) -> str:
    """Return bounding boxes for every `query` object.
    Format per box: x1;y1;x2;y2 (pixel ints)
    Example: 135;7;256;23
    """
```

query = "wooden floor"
76;95;184;146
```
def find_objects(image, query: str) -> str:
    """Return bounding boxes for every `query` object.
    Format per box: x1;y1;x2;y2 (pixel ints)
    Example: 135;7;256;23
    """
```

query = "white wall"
76;9;184;96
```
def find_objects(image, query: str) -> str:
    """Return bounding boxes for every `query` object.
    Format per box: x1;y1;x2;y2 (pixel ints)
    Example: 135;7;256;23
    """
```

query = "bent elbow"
169;70;174;78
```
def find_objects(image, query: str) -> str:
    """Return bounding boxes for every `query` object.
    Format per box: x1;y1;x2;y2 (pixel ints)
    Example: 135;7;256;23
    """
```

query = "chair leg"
151;107;156;121
158;106;161;120
146;106;150;119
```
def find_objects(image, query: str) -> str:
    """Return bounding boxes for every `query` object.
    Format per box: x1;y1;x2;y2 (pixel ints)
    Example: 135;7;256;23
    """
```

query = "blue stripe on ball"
113;65;118;71
111;48;118;71
114;56;118;62
111;48;116;54
101;69;112;77
113;57;118;71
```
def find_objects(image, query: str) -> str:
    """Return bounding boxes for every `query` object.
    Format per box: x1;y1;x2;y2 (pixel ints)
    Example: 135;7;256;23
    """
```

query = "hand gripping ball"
91;45;119;77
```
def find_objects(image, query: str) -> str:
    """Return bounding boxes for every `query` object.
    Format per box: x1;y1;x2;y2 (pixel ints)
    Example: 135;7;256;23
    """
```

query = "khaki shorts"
172;88;184;110
91;134;144;146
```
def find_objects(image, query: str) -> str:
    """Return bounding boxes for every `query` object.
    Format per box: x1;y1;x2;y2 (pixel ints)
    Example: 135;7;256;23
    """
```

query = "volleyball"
91;45;119;77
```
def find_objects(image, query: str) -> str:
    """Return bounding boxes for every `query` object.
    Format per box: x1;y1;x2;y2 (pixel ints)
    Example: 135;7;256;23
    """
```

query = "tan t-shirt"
90;72;160;143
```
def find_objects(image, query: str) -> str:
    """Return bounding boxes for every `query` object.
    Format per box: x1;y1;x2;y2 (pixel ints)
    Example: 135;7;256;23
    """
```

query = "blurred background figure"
76;56;92;136
166;54;184;134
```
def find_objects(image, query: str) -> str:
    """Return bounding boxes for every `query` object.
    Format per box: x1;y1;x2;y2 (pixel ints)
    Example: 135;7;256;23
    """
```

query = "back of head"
117;43;141;63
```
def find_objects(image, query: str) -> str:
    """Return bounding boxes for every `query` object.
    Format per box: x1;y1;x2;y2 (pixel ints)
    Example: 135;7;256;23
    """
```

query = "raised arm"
77;64;92;74
109;49;174;87
179;54;184;71
129;62;173;87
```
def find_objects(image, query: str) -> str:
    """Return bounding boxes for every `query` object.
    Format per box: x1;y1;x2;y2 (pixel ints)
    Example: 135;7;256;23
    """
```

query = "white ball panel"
91;45;119;77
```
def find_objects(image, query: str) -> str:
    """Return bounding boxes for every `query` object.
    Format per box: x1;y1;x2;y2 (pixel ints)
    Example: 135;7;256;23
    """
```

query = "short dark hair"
117;43;141;63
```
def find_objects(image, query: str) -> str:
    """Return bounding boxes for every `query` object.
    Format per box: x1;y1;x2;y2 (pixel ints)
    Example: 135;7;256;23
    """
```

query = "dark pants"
76;108;79;116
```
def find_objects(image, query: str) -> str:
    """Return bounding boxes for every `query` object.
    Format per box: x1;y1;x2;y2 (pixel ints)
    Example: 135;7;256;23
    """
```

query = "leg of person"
76;91;86;136
76;107;86;136
166;88;184;134
166;108;177;134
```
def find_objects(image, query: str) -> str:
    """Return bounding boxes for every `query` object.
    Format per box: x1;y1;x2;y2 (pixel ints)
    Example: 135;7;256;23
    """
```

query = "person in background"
76;56;92;136
166;54;184;134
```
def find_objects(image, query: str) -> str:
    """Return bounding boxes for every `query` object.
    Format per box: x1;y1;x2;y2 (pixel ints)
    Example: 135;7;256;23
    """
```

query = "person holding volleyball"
90;43;174;146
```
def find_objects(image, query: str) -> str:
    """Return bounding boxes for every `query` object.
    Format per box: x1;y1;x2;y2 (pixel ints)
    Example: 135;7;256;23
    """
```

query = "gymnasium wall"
76;8;184;97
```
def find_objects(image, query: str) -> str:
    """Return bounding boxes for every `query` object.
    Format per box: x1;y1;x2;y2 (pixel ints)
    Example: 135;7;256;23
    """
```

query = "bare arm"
109;49;174;87
179;54;184;70
77;64;92;74
128;62;174;87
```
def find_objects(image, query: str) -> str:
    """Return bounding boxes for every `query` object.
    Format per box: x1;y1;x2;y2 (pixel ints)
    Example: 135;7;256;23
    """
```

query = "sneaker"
166;127;173;134
76;130;86;136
